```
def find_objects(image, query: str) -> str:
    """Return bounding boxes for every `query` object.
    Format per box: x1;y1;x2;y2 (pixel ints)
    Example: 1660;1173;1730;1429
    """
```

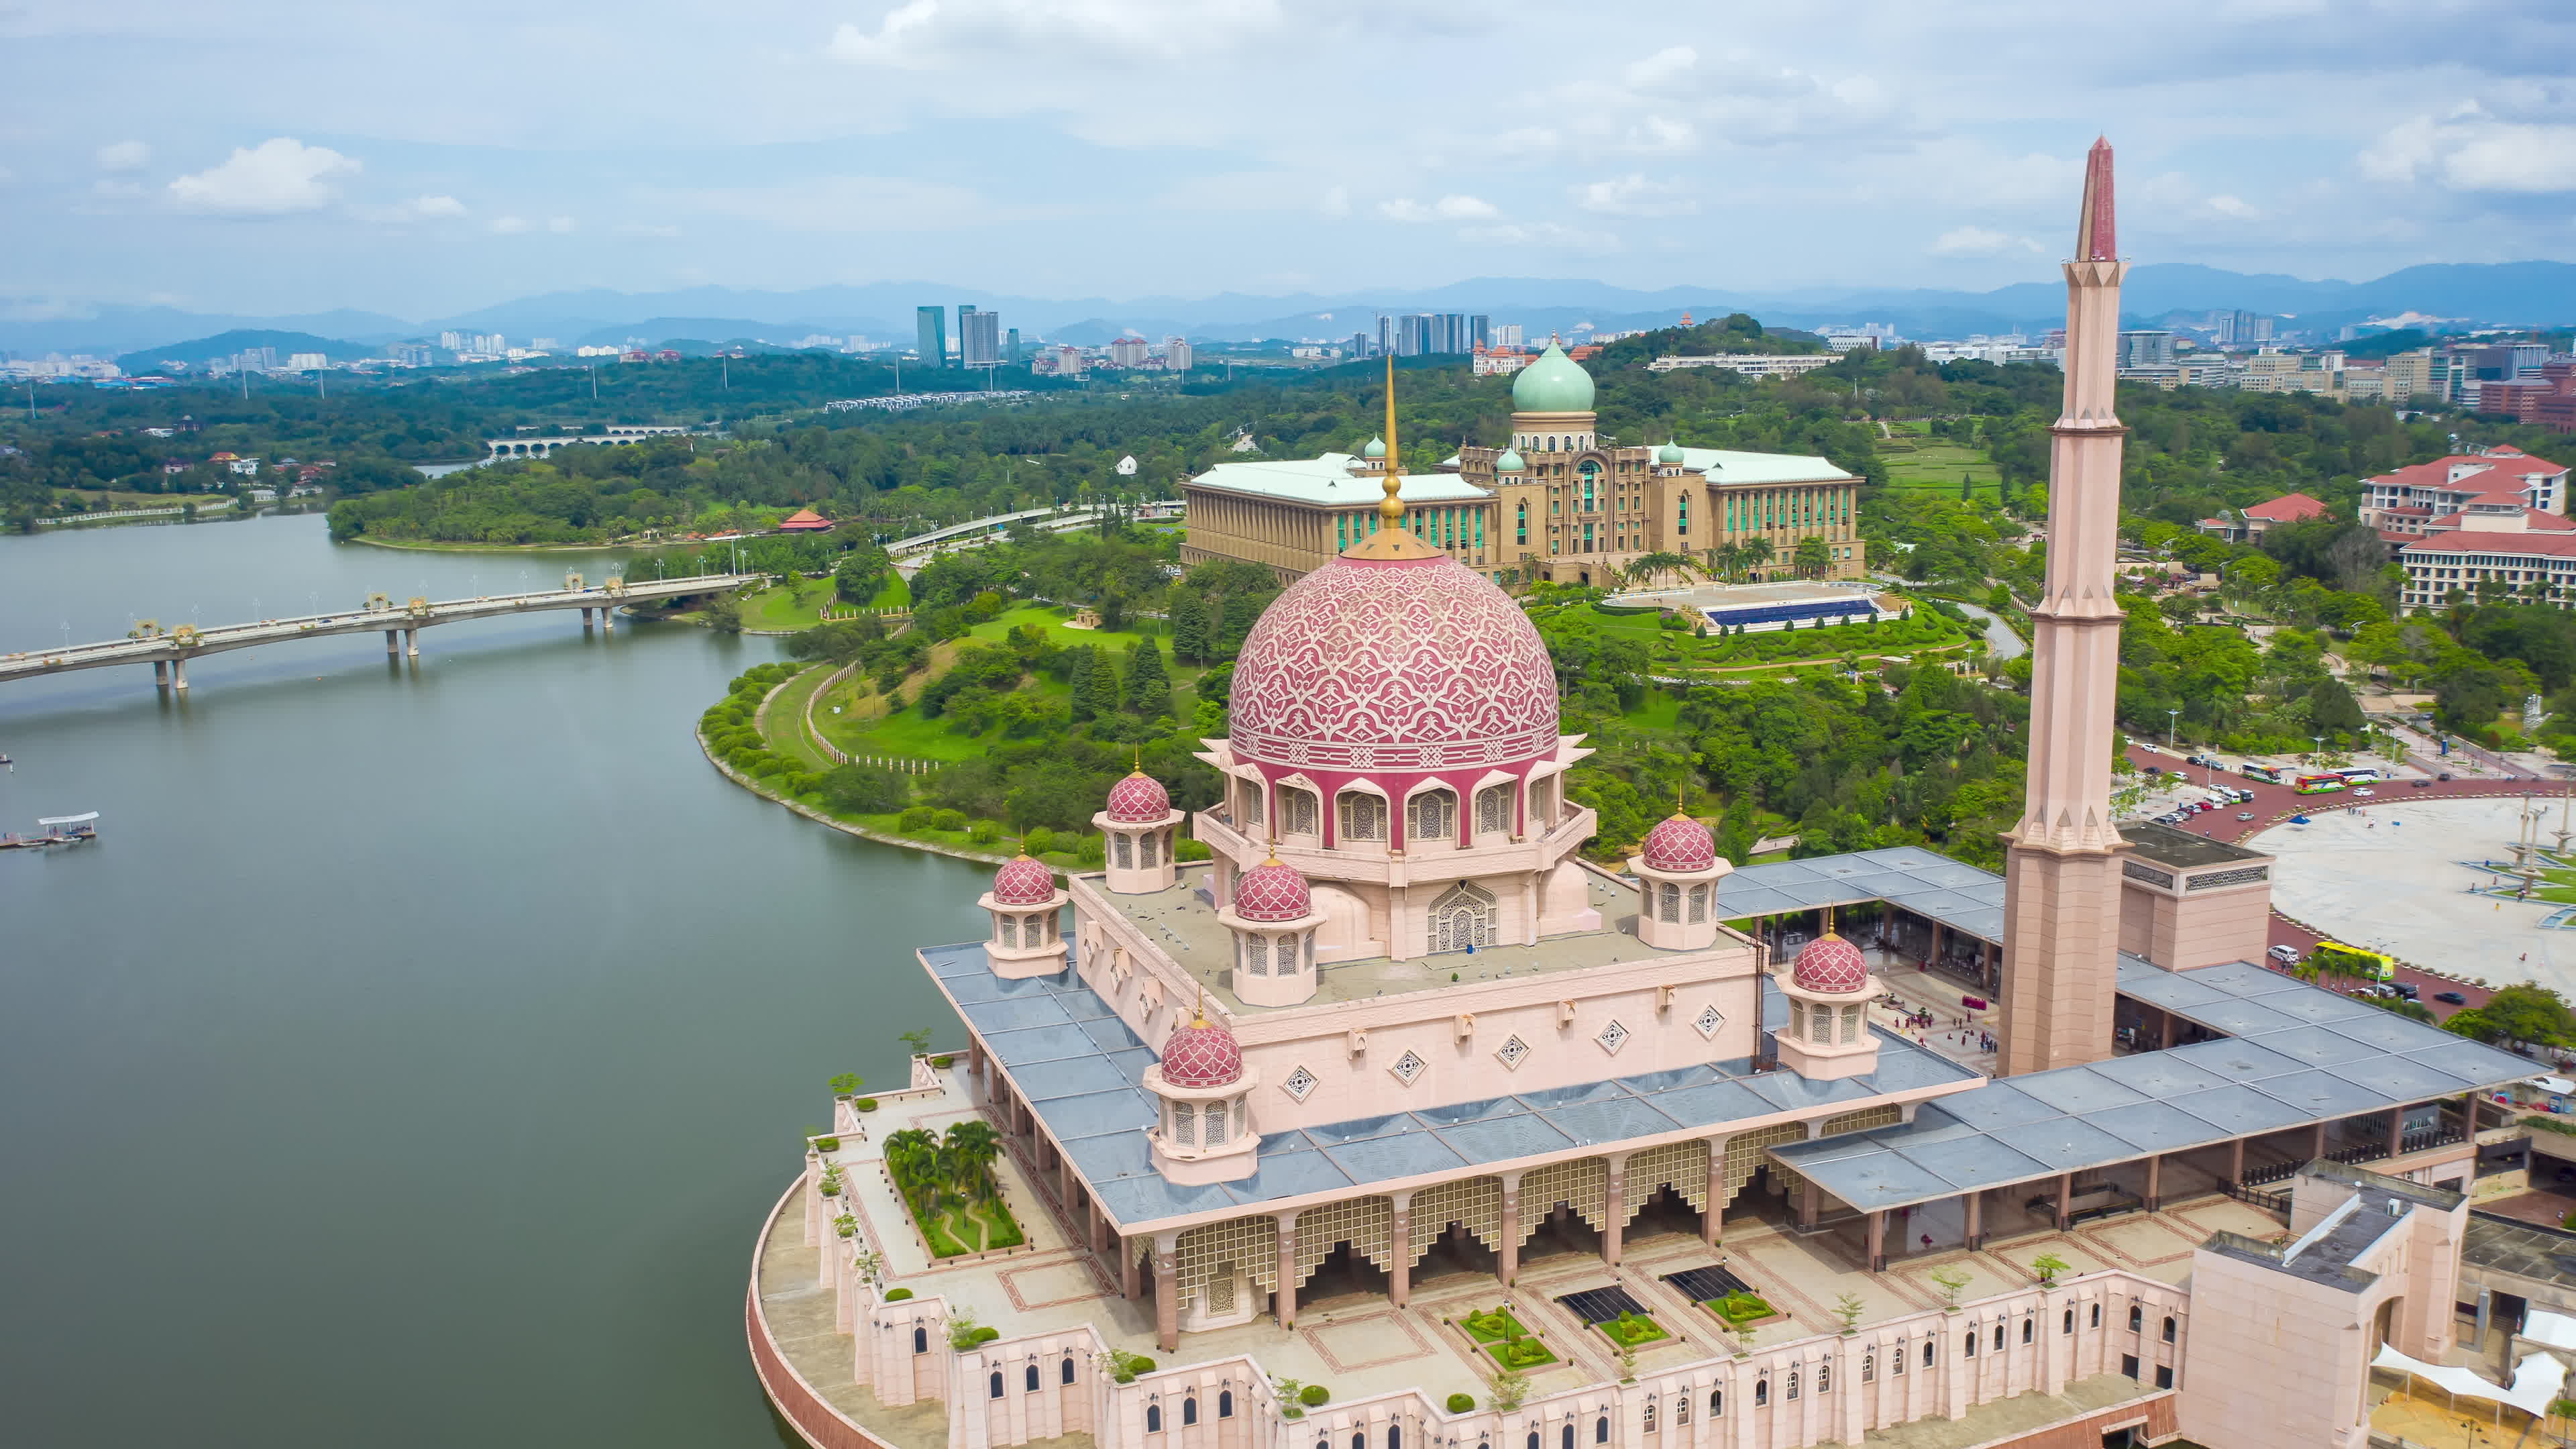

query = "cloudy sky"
5;0;2573;319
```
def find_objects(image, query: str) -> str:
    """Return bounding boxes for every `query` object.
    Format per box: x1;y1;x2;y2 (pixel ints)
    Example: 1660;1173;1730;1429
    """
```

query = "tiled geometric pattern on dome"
1232;861;1312;922
1621;1139;1712;1216
1173;1214;1278;1309
1228;553;1560;771
1104;771;1173;823
1405;1175;1504;1260
1515;1157;1609;1238
1792;934;1870;994
990;855;1059;906
1640;814;1717;872
1292;1195;1393;1283
1161;1021;1244;1088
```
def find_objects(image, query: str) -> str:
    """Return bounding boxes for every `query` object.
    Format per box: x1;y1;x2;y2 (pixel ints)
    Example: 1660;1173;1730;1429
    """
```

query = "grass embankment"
1878;421;2006;503
739;583;842;633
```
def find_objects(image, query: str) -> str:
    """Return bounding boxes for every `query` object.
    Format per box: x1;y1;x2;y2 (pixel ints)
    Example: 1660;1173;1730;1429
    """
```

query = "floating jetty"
1;811;99;849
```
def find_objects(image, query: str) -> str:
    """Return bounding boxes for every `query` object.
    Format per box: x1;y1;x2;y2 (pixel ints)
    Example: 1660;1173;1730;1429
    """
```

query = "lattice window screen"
1174;1216;1279;1309
1405;1177;1503;1263
1819;1105;1903;1138
1622;1140;1712;1216
1293;1196;1393;1283
1515;1157;1609;1241
1718;1123;1812;1214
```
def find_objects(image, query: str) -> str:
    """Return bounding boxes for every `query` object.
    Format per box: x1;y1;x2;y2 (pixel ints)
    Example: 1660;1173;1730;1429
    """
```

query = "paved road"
2123;740;2576;1017
1947;600;2027;661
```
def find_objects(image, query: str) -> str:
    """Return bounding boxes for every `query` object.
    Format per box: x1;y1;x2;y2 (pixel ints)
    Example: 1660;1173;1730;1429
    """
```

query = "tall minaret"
1998;139;2129;1078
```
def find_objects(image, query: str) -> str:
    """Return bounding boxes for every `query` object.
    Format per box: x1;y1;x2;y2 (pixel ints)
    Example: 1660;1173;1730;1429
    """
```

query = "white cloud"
1622;45;1697;92
1377;193;1498;223
489;215;531;234
92;179;145;199
1574;174;1697;217
357;194;469;223
547;215;576;233
1932;225;2041;256
95;140;149;172
678;175;1012;232
826;0;1283;70
1459;220;1621;254
167;138;358;215
2362;104;2576;193
1321;185;1350;218
2202;193;2259;219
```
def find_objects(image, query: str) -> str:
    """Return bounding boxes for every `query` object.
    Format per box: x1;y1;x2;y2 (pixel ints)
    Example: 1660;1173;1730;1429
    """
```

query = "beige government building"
1181;343;1868;587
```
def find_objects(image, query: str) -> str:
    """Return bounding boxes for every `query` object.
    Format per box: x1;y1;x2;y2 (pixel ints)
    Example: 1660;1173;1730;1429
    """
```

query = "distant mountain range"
15;261;2576;362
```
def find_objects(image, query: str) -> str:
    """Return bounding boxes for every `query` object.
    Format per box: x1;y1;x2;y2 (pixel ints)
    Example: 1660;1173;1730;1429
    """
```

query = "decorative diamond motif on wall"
1389;1049;1428;1085
1596;1018;1631;1055
1693;1004;1725;1040
1495;1034;1532;1071
1281;1065;1319;1102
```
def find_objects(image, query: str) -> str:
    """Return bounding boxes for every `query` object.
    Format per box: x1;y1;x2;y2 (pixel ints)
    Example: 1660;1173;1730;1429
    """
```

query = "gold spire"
1192;982;1208;1027
1341;354;1440;560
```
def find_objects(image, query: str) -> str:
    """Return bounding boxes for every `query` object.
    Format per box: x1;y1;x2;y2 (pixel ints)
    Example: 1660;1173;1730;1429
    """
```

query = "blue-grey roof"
924;943;1980;1230
1713;847;2007;945
1772;957;2536;1213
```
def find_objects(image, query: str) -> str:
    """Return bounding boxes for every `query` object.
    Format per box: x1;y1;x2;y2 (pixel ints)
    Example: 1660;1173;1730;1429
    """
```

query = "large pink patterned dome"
1161;1017;1244;1089
1792;933;1870;995
1640;814;1715;872
1229;553;1558;772
1104;770;1173;823
990;855;1059;906
1232;860;1313;922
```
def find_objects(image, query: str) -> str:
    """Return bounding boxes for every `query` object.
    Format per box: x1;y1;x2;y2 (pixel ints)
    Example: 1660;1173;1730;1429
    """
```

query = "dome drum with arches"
1791;933;1871;995
1640;814;1716;873
1232;861;1313;923
989;855;1059;906
1159;1018;1245;1089
1105;770;1175;823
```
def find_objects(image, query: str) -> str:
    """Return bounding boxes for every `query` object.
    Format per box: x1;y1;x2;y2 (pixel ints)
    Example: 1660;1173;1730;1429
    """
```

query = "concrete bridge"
484;426;692;462
0;572;761;691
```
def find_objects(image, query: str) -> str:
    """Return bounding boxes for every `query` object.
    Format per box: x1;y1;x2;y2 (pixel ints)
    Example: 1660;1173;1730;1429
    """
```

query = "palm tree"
943;1120;1004;1201
883;1128;938;1200
1623;551;1701;590
1707;543;1743;584
1739;537;1777;580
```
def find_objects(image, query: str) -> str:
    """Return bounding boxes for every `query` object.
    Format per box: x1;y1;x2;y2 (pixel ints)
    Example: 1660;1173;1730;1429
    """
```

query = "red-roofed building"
776;508;834;533
2363;447;2570;531
2194;490;2326;543
2398;500;2576;611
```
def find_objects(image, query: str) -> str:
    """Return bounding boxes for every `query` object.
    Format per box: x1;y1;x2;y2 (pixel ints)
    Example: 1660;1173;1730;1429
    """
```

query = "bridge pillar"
153;659;168;687
386;629;399;656
580;608;592;629
170;657;189;691
405;629;419;657
600;606;613;633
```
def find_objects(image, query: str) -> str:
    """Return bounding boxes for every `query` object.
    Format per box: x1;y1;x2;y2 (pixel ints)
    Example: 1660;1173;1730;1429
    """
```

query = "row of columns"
152;657;188;690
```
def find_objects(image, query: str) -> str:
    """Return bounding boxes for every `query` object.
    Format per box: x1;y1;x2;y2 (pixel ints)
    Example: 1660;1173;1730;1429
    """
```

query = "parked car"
2435;991;2467;1005
2237;810;2255;820
2439;772;2454;782
2143;765;2163;775
2410;779;2432;789
2353;787;2377;798
2391;982;2420;1001
2267;944;2301;966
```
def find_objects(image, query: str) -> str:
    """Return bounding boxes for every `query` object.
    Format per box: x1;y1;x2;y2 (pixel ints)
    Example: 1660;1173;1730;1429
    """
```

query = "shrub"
970;1326;1000;1345
1299;1385;1330;1407
1446;1393;1476;1414
822;762;910;814
969;818;1002;844
855;1097;879;1111
812;1136;841;1152
931;1055;955;1068
1176;837;1212;862
885;1287;913;1301
1503;1342;1551;1368
898;806;936;831
1022;826;1057;855
932;808;969;833
1075;833;1107;867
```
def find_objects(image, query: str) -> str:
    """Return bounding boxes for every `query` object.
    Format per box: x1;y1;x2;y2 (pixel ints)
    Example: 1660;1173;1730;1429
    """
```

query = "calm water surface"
0;514;989;1448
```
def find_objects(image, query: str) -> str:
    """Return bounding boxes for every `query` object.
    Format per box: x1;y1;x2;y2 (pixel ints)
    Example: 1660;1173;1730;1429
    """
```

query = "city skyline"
5;0;2573;319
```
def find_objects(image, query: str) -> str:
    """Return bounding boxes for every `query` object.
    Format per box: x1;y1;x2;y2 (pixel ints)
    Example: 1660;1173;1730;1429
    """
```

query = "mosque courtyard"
2257;796;2576;998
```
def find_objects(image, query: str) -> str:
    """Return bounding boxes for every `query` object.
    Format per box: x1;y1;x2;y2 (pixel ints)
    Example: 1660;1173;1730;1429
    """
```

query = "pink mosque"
749;144;2561;1449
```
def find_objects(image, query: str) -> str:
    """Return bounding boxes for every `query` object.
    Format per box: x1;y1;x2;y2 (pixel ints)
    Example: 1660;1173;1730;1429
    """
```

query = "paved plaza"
2258;796;2576;996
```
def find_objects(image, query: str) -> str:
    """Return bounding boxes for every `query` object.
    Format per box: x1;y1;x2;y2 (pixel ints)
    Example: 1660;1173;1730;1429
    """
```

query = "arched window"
1239;782;1265;826
1922;1340;1935;1368
1642;1398;1657;1434
1000;916;1020;948
1220;1391;1234;1418
1142;830;1159;867
991;1372;1006;1399
1516;502;1528;545
1992;1324;2004;1351
1528;1432;1541;1449
1115;833;1134;869
1687;885;1707;923
2063;1309;2075;1336
1709;1388;1725;1417
1754;1379;1768;1407
1171;1102;1195;1146
2090;1303;2101;1329
1675;1391;1690;1426
1064;1356;1077;1384
1595;1415;1608;1443
1562;1424;1574;1449
1337;790;1387;843
1428;879;1496;953
1963;1329;1977;1357
1279;935;1301;976
1785;1371;1799;1400
1892;1340;1906;1375
1355;1433;1368;1449
1281;787;1319;838
1530;776;1556;826
1027;1364;1041;1392
1475;784;1512;836
1205;1101;1230;1146
1407;788;1456;843
1183;1398;1198;1426
914;1327;928;1354
1244;934;1269;976
1389;1428;1401;1449
1658;881;1680;922
2162;1316;2177;1343
2021;1317;2033;1344
1817;1362;1831;1394
1862;1353;1876;1383
2128;1305;2143;1332
1147;1405;1163;1434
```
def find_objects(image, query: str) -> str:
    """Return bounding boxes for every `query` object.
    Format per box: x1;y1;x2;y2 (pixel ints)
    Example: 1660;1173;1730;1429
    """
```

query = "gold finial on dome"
1192;982;1209;1028
1341;354;1439;560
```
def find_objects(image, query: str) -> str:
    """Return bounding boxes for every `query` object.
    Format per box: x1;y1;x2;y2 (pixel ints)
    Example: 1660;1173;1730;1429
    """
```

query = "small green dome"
1495;447;1525;473
1657;439;1685;465
1511;341;1595;414
1361;436;1386;459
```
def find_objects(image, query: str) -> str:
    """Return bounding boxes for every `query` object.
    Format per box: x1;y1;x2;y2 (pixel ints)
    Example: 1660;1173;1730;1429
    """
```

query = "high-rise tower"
1998;139;2129;1077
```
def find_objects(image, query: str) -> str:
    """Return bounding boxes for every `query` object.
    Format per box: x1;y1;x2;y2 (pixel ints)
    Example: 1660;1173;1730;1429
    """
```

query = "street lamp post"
2167;708;2180;754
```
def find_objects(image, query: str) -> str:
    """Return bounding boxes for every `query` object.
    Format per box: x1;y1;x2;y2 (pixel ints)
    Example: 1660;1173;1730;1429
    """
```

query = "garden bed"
1592;1310;1670;1350
1701;1291;1782;1330
1459;1308;1558;1369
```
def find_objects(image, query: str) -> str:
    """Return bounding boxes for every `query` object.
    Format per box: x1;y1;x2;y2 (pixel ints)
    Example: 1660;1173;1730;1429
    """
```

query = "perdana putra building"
752;142;2547;1449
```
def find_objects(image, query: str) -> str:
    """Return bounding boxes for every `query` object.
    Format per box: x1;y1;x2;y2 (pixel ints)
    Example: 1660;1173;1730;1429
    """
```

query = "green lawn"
1879;428;2006;503
1460;1308;1559;1368
1595;1311;1670;1348
868;574;912;608
764;663;838;769
964;604;1159;652
739;583;841;633
1704;1291;1778;1327
916;1198;1026;1258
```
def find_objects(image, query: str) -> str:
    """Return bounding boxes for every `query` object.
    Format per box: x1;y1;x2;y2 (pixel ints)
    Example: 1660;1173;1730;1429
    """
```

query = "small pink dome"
1233;860;1313;922
1161;1018;1244;1089
1640;814;1715;872
1792;933;1870;995
990;855;1058;906
1104;770;1173;823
